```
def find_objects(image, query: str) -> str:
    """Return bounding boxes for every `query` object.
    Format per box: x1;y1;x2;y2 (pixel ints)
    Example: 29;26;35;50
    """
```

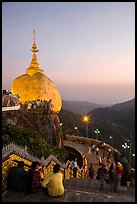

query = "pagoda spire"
26;30;44;76
31;29;39;53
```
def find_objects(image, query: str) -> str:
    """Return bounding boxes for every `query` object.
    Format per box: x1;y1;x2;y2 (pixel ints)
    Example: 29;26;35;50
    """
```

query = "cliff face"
2;109;64;148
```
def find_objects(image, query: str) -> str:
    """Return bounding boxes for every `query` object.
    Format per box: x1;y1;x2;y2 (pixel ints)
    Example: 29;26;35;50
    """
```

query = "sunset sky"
2;2;135;105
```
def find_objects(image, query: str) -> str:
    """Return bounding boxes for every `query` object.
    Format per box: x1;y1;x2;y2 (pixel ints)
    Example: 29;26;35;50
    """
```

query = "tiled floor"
2;178;135;202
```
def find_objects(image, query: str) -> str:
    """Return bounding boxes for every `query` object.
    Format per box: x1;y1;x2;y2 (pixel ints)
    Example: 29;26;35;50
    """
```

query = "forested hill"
62;100;106;115
89;98;135;130
89;98;135;150
59;98;135;161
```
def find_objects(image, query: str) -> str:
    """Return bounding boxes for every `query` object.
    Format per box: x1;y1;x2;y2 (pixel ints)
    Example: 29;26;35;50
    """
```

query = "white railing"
2;142;40;162
2;105;20;112
2;143;70;169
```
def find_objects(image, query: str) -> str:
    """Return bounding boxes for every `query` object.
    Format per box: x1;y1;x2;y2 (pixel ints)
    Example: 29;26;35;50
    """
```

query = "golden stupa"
11;30;62;112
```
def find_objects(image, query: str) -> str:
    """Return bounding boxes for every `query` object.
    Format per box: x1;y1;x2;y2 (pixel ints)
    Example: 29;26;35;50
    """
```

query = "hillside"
89;98;135;135
59;98;135;164
62;100;107;115
88;98;135;158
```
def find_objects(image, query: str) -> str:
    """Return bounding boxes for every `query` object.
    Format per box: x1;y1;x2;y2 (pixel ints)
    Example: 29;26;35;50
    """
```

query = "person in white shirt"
71;158;78;178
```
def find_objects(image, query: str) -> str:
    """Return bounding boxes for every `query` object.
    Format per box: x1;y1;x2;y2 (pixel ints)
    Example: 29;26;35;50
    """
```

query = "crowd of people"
21;99;55;112
2;93;55;113
2;93;20;107
7;161;64;197
7;151;135;197
67;147;133;194
88;150;135;192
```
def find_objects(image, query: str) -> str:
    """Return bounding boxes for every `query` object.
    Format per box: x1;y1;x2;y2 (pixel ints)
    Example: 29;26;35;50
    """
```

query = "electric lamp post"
94;128;100;140
82;115;89;138
122;142;130;158
74;126;78;135
110;136;113;147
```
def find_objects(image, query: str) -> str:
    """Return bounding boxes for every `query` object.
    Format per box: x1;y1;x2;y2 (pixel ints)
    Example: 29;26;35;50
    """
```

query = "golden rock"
11;30;62;112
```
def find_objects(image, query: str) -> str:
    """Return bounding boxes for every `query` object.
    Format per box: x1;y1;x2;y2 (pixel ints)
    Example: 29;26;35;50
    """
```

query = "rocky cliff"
2;108;64;148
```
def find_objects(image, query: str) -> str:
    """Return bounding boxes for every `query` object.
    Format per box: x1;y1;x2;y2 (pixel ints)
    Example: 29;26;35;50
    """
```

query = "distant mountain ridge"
62;100;107;115
89;98;135;121
62;98;135;115
110;98;135;111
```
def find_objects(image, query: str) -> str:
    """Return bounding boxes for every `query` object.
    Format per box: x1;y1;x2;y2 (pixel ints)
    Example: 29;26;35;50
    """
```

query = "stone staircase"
2;141;135;202
2;178;135;202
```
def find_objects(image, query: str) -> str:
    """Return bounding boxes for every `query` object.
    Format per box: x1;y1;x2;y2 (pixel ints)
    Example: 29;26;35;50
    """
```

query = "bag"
96;174;100;180
116;162;123;176
104;174;110;184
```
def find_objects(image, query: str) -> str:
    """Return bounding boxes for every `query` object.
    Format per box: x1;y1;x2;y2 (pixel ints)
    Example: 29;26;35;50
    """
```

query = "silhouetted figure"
71;158;78;178
26;161;42;193
7;161;28;192
97;163;107;190
111;157;123;192
88;163;94;179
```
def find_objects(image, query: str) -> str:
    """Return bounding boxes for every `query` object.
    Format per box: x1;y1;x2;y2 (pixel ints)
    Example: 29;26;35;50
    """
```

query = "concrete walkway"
2;178;135;202
2;140;135;202
64;140;114;177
